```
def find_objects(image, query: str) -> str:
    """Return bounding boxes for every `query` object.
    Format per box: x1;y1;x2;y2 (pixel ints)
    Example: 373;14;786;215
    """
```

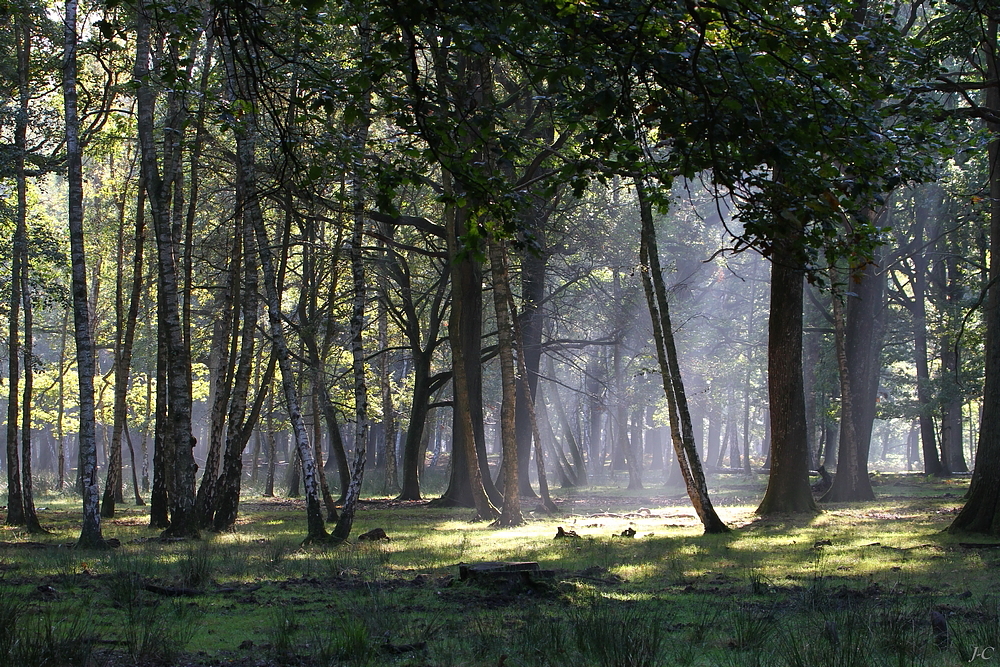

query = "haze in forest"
2;0;1000;543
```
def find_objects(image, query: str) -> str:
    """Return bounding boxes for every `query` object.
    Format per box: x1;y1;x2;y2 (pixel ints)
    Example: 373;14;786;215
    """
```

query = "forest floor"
0;471;994;666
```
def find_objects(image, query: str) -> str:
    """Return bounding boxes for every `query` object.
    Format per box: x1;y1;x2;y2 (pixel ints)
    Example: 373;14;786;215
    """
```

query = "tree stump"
458;561;555;591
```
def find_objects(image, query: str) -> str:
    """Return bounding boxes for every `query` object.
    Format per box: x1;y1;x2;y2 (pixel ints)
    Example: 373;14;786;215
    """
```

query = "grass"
0;472;994;666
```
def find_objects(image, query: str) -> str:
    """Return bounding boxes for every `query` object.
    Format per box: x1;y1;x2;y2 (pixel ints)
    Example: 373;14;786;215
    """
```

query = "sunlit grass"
0;473;992;665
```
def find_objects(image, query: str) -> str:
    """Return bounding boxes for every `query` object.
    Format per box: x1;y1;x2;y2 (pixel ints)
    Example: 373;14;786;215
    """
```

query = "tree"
6;1;29;529
491;236;524;526
133;0;199;538
951;16;1000;537
65;0;105;548
637;180;730;533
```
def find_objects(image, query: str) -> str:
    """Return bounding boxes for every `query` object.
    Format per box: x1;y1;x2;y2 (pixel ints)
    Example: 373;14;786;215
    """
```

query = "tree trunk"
135;3;198;538
65;0;106;548
149;303;172;528
951;18;1000;536
439;200;499;519
636;180;729;532
820;263;876;502
103;164;143;518
211;222;272;531
6;6;29;527
939;233;969;473
330;140;372;542
194;235;239;527
491;237;523;527
513;221;547;498
756;232;817;515
20;204;43;534
252;208;327;541
399;351;433;500
911;201;944;476
378;295;399;494
547;356;587;486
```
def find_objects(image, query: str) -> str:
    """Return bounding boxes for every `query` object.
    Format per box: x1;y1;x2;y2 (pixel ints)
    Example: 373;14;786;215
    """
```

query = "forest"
2;0;1000;665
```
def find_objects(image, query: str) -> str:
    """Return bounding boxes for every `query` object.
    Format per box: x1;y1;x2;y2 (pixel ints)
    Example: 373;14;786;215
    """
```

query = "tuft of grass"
570;599;668;667
313;616;374;667
0;589;95;667
178;541;215;589
267;605;301;665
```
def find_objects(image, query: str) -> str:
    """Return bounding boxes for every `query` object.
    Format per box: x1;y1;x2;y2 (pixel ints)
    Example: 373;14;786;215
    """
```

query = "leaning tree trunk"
103;164;143;518
194;234;239;528
218;34;328;541
251;196;328;542
636;180;728;532
211;219;265;531
65;0;105;548
507;276;558;513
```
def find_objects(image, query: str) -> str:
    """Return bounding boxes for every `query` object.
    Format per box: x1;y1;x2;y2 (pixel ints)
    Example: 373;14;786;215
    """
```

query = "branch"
366;210;446;238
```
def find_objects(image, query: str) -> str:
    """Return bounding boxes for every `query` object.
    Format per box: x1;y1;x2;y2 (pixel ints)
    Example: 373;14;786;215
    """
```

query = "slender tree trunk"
911;208;944;476
135;4;198;537
331;129;372;542
194;232;239;527
491;237;523;526
65;0;105;548
6;6;29;527
547;356;587;486
103;164;142;518
251;209;327;540
211;223;271;531
20;225;43;533
149;308;172;528
378;295;399;494
125;424;144;505
513;220;547;498
264;393;276;497
57;313;68;490
636;181;728;532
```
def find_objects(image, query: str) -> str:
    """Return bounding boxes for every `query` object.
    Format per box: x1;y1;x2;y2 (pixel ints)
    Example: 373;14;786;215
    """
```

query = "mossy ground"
0;472;995;666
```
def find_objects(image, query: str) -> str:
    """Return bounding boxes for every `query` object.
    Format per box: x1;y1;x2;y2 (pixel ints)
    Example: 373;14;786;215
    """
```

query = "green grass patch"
0;473;993;666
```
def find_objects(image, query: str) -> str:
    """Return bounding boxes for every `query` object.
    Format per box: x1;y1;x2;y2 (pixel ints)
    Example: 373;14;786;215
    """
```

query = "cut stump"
458;561;555;589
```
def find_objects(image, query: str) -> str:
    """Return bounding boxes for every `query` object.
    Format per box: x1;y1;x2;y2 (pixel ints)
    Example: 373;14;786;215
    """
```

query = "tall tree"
951;16;1000;537
637;180;730;533
6;1;30;528
134;0;199;537
65;0;106;548
491;236;523;526
756;219;817;515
